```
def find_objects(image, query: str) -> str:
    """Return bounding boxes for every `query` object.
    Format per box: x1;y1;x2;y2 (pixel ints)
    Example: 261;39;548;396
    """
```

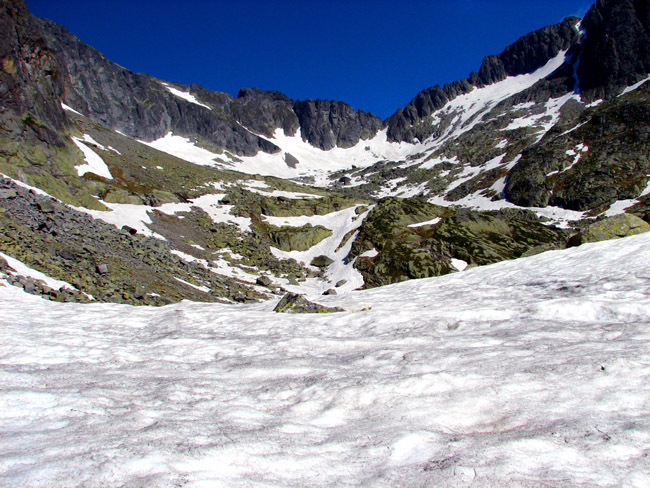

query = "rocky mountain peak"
293;99;382;151
386;16;582;143
473;16;581;86
577;0;650;101
232;87;300;138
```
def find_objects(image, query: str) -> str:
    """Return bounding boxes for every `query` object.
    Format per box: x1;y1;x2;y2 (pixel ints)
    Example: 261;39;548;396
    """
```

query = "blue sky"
26;0;592;119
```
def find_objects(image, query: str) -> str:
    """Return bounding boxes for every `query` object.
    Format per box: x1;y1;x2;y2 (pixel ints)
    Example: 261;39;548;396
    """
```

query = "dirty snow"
2;233;650;487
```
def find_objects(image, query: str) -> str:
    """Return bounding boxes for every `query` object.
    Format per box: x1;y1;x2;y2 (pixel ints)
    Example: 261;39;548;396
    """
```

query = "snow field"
1;233;650;487
141;127;423;186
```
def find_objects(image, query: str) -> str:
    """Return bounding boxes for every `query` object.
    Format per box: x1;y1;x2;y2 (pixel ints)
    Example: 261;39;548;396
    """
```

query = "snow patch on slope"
619;74;650;96
408;217;441;228
71;136;113;180
425;50;570;147
77;193;251;238
60;101;82;115
428;192;586;228
140;133;224;167
161;82;212;110
0;252;77;292
241;180;324;199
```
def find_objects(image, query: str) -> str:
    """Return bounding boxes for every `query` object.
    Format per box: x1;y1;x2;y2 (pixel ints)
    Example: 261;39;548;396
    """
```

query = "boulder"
0;189;18;199
36;200;56;213
273;292;344;313
310;255;334;268
256;275;273;287
569;213;650;246
284;153;299;168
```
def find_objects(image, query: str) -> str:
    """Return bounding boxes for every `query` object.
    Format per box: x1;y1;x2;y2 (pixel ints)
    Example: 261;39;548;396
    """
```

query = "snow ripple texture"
1;234;650;487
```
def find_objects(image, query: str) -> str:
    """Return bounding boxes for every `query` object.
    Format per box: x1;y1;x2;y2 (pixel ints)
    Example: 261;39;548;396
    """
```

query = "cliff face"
293;99;382;151
577;0;650;101
38;18;281;157
0;0;67;146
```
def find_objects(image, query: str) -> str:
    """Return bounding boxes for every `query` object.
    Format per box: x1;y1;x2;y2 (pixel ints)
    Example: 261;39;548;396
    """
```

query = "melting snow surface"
2;233;650;486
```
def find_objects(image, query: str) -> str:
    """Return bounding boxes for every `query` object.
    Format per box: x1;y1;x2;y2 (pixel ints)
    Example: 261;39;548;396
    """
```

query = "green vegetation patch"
349;197;570;288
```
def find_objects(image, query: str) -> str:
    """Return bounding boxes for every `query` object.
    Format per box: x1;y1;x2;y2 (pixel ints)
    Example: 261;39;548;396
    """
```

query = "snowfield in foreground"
1;234;650;487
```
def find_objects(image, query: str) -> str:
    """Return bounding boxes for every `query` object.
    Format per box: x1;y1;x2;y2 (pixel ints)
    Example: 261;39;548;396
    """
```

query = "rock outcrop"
505;80;650;211
293;99;382;150
568;213;650;246
273;292;344;313
348;198;569;288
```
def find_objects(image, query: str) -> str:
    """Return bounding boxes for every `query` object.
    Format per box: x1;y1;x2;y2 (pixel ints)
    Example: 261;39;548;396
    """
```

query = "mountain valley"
1;0;649;305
